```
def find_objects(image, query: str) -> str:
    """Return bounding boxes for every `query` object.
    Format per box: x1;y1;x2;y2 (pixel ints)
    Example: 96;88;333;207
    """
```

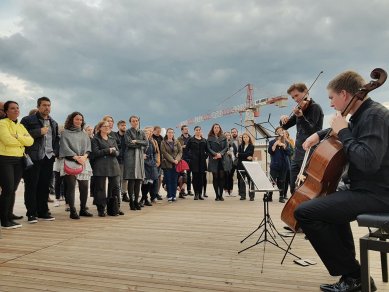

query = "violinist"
295;70;389;292
280;83;324;195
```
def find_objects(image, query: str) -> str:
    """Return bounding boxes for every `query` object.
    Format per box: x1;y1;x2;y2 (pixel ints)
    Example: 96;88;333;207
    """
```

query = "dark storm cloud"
0;0;388;130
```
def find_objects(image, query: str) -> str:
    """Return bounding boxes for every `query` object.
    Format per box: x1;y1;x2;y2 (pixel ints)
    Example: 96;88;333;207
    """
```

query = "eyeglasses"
101;125;110;128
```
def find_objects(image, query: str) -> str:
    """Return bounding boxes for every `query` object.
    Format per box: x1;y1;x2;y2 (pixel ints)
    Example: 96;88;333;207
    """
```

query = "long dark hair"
64;111;85;130
163;128;175;141
208;123;223;138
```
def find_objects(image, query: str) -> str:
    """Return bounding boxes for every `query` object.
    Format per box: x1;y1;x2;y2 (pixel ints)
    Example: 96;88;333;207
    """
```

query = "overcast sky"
1;0;388;137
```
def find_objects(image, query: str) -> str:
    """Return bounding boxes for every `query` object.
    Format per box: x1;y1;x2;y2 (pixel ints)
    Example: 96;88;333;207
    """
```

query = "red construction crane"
177;84;288;128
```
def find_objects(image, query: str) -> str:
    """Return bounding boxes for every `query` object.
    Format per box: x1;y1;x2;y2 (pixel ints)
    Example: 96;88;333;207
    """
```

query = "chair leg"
381;238;388;282
360;236;371;292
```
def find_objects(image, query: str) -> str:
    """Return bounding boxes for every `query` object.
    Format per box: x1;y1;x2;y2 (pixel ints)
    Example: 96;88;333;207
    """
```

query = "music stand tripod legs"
238;192;299;259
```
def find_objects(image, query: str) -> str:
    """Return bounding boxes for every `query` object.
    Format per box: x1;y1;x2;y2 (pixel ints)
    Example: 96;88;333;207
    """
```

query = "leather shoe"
9;214;23;220
320;276;377;292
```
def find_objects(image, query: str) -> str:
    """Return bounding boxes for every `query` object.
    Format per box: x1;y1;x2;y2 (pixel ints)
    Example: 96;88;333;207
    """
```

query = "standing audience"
21;97;59;223
207;123;230;201
160;128;182;202
59;112;93;219
236;133;254;200
0;101;33;229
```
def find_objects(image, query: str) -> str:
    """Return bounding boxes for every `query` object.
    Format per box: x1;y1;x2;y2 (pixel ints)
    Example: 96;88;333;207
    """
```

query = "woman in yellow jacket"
0;101;34;229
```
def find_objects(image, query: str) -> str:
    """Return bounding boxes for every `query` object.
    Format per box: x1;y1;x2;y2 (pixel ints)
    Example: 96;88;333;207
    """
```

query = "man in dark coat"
21;97;59;222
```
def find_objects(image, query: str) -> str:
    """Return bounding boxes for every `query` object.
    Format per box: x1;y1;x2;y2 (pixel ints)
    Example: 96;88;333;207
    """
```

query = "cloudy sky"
1;0;388;136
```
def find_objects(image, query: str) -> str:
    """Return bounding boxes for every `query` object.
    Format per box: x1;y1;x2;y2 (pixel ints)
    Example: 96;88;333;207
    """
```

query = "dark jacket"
268;139;292;171
207;135;229;172
152;134;163;164
236;143;255;170
91;133;120;177
281;100;323;161
160;139;182;169
186;136;208;173
144;139;159;180
177;134;192;162
21;112;60;161
114;131;126;164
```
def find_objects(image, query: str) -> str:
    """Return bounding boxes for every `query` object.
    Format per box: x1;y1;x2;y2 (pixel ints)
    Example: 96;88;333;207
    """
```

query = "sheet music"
242;161;278;192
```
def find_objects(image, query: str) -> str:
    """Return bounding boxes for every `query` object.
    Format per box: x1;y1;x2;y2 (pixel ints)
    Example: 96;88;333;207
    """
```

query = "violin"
281;68;387;232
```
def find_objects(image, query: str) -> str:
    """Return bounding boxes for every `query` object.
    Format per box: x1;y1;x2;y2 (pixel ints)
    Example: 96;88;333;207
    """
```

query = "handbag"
64;159;84;175
175;159;190;173
23;153;34;170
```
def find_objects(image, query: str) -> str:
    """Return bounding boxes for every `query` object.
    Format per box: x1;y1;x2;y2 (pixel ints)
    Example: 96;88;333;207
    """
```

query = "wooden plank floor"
1;183;388;291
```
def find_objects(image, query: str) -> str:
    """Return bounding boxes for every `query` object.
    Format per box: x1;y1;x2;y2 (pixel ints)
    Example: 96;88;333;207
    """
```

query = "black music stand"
237;162;300;272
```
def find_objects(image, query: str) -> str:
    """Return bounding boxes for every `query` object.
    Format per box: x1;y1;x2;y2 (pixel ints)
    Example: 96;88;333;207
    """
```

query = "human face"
6;102;20;121
289;89;306;104
118;122;126;132
144;128;152;138
328;89;348;112
130;117;139;129
225;132;231;140
85;126;94;137
106;118;114;129
194;127;201;137
100;122;110;135
38;100;51;117
73;115;83;129
166;129;174;140
276;128;284;137
213;124;221;135
181;126;189;135
242;134;250;144
153;127;161;136
231;129;238;138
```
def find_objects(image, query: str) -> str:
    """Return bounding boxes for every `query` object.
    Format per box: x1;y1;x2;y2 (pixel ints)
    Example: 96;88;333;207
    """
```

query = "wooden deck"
1;184;388;291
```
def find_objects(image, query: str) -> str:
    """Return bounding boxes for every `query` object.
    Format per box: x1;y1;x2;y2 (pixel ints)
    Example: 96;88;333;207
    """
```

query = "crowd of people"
1;68;389;291
0;97;296;232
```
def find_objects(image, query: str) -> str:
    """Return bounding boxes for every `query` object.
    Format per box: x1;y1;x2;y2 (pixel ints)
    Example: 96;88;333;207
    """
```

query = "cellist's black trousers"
295;189;389;276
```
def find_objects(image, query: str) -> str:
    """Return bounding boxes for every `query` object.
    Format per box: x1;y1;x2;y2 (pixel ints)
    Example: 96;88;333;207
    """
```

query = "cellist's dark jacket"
317;99;389;192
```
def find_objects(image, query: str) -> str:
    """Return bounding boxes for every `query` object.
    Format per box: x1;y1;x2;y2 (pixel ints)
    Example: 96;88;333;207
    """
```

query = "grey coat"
91;134;120;177
123;128;147;179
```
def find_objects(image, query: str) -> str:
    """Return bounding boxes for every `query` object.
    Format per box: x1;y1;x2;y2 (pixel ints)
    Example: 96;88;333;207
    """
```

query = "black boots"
122;192;130;202
70;207;80;220
97;205;106;217
107;196;119;216
79;208;93;217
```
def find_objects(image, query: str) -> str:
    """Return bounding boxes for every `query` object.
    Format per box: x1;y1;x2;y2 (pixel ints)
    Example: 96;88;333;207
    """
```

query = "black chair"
357;213;389;292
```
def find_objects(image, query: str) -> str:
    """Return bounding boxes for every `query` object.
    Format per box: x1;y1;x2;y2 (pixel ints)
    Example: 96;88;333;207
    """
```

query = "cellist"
280;83;324;195
296;70;389;292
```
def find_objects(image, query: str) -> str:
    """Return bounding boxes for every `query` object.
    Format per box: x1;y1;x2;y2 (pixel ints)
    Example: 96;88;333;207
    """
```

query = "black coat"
21;112;59;161
207;135;229;172
186;136;207;173
236;143;254;170
91;134;120;177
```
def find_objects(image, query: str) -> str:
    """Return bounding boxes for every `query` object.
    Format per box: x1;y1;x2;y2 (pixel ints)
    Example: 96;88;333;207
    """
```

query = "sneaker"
38;214;55;221
1;221;19;229
9;220;22;228
54;199;60;207
172;197;177;202
28;216;38;224
167;197;173;202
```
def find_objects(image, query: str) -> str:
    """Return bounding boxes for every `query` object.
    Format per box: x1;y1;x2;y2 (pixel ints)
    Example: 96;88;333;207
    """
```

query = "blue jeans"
163;167;178;199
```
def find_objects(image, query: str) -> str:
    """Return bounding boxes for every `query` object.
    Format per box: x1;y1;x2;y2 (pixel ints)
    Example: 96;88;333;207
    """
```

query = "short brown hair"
117;120;126;126
327;70;365;96
287;83;307;95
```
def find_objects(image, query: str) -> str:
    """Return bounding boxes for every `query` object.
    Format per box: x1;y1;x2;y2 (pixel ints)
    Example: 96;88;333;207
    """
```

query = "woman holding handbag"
0;101;33;229
59;112;93;219
160;128;182;202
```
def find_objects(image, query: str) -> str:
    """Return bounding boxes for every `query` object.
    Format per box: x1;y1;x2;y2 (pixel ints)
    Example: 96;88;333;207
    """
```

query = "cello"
281;68;388;232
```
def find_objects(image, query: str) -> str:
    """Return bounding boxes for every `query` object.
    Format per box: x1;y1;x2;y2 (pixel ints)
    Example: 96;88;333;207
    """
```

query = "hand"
143;154;147;159
280;115;289;125
173;160;179;165
293;108;303;117
215;153;222;159
302;133;320;151
131;140;137;144
41;127;49;135
330;112;348;135
247;156;253;161
182;145;186;148
109;147;116;153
